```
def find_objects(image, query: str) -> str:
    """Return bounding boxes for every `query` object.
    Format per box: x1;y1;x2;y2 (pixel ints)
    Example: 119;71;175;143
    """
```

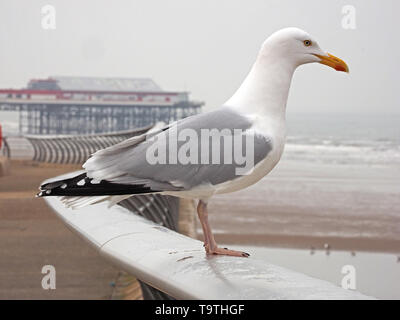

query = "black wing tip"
37;172;159;198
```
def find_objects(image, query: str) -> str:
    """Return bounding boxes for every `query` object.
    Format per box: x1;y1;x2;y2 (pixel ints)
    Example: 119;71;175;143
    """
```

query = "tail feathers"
37;172;159;208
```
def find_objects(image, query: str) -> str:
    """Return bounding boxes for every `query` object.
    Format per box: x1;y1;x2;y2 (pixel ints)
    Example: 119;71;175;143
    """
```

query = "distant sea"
285;113;400;167
1;111;399;167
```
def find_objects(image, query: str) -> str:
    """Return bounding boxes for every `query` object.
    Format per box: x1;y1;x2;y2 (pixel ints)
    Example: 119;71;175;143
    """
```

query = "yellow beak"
314;53;349;73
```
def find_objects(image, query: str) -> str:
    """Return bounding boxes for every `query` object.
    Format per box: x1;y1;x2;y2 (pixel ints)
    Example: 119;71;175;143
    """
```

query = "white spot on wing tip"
170;180;185;188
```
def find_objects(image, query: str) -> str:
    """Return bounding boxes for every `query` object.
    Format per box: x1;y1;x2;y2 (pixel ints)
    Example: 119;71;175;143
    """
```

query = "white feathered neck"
224;42;297;121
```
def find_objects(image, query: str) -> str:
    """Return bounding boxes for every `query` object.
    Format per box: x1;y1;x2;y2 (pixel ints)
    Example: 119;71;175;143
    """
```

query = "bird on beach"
38;28;349;258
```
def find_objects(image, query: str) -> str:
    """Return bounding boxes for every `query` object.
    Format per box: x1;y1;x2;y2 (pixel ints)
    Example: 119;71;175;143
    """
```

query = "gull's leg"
197;200;211;253
197;200;250;257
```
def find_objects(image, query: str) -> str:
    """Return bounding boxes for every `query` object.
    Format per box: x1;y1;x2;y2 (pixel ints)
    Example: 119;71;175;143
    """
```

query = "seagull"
38;28;348;258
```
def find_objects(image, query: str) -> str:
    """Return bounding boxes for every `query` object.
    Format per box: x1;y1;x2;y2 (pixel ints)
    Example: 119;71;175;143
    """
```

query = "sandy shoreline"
206;159;400;254
0;160;118;299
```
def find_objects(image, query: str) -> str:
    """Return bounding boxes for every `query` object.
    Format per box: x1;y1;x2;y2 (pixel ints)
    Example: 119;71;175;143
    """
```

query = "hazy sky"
0;0;399;114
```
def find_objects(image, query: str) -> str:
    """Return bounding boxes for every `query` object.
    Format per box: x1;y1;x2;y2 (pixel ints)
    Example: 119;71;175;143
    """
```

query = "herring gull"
38;28;349;257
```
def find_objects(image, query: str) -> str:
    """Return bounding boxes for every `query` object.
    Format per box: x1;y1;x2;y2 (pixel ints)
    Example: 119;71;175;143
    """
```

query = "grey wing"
83;106;273;191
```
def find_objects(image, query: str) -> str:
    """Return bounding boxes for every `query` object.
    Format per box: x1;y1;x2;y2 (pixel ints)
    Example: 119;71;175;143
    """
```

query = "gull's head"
260;27;349;73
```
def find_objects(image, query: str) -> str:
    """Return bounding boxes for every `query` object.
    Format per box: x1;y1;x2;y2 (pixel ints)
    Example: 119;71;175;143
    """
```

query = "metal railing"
43;185;373;300
24;126;152;164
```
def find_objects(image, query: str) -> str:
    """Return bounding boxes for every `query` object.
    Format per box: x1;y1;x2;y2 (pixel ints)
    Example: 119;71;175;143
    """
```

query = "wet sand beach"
0;160;118;299
207;160;400;254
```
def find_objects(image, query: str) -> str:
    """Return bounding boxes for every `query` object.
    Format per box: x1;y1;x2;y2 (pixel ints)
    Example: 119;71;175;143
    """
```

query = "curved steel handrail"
43;190;373;300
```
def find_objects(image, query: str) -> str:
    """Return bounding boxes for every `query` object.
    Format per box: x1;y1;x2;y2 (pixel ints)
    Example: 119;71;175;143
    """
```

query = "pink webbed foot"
204;245;250;258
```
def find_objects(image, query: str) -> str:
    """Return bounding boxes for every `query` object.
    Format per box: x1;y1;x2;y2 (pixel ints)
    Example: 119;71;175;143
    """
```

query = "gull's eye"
303;40;312;47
